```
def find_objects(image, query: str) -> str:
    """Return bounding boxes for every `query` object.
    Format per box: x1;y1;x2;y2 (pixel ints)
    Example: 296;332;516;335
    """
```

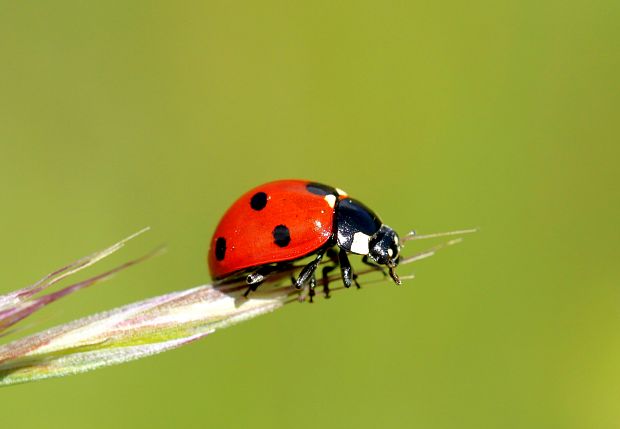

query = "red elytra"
207;179;347;280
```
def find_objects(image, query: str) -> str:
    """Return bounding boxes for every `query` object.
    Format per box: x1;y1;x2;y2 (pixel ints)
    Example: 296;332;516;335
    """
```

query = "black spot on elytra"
215;237;226;261
272;225;291;247
306;182;337;196
250;192;268;210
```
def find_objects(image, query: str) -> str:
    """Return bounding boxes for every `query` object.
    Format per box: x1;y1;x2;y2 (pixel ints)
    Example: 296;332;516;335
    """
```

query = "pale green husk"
0;228;475;387
0;284;288;386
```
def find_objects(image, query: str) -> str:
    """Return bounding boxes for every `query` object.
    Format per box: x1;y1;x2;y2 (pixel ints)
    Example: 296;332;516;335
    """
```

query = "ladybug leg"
243;283;259;298
296;273;314;303
320;248;339;298
362;255;388;277
352;272;361;289
294;251;325;289
338;248;356;289
321;265;336;298
308;273;317;303
244;265;280;297
296;272;319;303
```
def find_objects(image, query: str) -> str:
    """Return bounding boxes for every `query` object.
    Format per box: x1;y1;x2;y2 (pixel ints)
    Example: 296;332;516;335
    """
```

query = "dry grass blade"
0;227;476;387
0;285;286;386
0;228;153;336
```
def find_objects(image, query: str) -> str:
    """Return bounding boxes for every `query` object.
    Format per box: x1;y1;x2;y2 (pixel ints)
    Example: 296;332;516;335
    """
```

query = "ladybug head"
368;225;401;284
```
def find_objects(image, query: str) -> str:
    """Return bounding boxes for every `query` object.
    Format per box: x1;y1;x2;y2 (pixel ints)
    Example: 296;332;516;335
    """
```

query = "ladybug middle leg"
321;248;339;299
308;272;317;303
293;250;326;290
292;250;328;303
296;271;318;303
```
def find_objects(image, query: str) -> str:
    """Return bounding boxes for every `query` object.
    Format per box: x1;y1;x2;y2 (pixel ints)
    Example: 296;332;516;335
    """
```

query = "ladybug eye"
391;243;400;260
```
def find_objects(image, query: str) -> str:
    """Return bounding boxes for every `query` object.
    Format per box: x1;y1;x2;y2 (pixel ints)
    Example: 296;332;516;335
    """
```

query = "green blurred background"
1;1;618;428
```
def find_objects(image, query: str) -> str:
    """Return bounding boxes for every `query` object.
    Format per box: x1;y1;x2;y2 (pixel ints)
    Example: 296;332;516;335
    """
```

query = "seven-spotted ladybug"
208;180;401;300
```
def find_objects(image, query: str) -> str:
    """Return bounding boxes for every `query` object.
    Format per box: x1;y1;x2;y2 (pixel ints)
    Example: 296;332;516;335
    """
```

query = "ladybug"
208;179;401;300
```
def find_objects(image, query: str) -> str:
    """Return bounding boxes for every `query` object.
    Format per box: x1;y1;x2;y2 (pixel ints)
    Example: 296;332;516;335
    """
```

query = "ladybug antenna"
401;228;478;244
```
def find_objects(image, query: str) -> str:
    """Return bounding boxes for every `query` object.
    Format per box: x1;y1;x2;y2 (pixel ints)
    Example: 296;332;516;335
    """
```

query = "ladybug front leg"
338;248;361;289
361;255;388;277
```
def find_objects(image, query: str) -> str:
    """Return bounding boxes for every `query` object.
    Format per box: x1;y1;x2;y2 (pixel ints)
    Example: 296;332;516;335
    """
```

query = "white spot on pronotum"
394;235;399;245
324;194;337;208
350;232;370;254
336;187;347;196
387;248;394;257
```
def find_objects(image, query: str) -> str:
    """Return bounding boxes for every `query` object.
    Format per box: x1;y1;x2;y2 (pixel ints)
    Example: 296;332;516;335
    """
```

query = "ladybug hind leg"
244;264;282;297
